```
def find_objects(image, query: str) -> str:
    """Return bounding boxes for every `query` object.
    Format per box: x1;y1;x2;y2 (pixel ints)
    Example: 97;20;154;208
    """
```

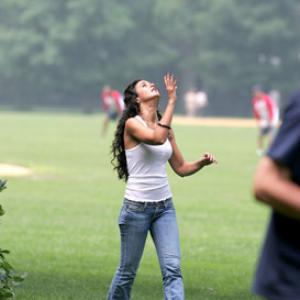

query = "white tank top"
124;116;173;202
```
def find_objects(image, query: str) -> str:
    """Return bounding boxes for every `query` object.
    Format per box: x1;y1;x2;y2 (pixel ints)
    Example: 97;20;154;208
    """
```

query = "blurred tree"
0;0;300;115
0;0;134;110
194;0;300;115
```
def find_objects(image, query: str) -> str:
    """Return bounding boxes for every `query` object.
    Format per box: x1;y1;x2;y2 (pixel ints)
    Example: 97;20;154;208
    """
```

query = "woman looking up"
108;73;217;300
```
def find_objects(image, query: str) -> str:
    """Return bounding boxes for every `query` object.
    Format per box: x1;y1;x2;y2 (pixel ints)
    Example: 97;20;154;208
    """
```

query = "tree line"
0;0;300;116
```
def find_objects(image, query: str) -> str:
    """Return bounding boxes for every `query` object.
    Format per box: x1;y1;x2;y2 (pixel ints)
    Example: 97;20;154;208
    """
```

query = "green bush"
0;179;26;299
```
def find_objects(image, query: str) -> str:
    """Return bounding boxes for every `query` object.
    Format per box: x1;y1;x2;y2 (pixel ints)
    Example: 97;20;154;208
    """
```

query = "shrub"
0;179;26;299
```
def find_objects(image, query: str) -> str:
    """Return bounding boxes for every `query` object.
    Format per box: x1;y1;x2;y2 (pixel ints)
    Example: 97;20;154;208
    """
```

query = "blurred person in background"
184;88;208;117
252;85;278;156
269;89;281;125
101;85;124;136
107;73;216;300
252;89;300;300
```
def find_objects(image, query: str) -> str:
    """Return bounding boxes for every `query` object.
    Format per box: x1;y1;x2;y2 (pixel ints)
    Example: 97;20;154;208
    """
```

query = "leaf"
0;287;15;298
12;272;27;283
0;180;7;192
0;205;5;216
2;260;14;272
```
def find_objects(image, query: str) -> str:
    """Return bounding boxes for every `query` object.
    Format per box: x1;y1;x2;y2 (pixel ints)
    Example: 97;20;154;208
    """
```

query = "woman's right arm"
159;73;177;129
125;117;170;145
125;74;177;145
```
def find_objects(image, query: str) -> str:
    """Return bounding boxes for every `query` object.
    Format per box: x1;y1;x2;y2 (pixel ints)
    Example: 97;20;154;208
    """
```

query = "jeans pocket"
118;205;128;225
166;199;175;210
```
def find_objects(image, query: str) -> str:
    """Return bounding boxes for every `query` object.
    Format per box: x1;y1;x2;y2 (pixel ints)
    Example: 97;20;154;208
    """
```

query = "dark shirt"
253;91;300;300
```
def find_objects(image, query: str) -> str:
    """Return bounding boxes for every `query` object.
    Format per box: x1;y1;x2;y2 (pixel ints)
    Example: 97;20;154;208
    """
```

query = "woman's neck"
139;102;158;124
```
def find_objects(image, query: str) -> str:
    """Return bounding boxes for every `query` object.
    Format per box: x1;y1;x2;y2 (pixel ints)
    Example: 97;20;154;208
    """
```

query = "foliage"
0;180;6;217
0;1;300;114
0;180;26;300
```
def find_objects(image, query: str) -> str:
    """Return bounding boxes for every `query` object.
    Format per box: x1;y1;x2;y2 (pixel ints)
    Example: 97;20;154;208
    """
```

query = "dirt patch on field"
0;164;33;177
173;116;256;127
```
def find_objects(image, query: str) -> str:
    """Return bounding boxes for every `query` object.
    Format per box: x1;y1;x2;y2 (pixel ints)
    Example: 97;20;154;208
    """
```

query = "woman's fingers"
203;152;218;164
164;73;177;91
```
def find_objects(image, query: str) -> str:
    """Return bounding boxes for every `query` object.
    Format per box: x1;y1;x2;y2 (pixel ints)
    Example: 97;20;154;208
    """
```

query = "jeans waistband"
124;197;172;208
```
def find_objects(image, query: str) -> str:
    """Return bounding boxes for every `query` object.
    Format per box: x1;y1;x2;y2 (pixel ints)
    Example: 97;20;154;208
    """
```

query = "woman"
108;74;216;300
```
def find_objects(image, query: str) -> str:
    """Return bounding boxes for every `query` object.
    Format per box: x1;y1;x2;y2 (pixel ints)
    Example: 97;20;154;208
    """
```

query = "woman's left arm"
168;130;217;177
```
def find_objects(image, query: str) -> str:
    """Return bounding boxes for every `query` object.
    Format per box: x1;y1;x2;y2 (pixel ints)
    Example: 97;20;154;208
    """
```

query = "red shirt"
252;93;275;126
101;90;123;113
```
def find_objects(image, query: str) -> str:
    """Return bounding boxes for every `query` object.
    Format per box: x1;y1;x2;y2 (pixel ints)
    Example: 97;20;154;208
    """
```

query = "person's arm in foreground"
253;157;300;220
168;130;217;177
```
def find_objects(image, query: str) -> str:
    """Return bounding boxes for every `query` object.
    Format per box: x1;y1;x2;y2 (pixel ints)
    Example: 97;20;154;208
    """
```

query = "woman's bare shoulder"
125;116;145;130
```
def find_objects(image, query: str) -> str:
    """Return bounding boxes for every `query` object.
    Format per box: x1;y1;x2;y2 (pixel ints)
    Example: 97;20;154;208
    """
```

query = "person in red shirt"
252;85;278;155
101;85;124;136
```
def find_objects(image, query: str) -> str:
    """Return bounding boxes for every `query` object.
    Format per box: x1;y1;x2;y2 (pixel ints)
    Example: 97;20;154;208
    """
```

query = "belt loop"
163;198;167;208
144;202;147;209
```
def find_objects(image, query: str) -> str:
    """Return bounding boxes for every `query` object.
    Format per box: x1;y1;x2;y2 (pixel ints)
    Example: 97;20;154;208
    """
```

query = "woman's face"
135;80;160;102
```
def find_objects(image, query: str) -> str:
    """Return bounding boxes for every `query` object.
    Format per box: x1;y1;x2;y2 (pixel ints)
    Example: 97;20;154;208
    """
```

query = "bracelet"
158;122;171;130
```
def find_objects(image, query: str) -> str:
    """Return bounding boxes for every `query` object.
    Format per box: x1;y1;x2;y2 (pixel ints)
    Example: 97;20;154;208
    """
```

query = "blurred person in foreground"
101;85;124;136
252;85;278;156
252;89;300;299
107;74;217;300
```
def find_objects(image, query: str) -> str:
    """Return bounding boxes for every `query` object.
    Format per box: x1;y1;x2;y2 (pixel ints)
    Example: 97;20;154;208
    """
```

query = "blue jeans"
107;198;184;300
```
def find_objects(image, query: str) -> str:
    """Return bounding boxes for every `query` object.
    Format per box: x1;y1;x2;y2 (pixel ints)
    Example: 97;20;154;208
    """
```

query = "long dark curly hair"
111;79;162;181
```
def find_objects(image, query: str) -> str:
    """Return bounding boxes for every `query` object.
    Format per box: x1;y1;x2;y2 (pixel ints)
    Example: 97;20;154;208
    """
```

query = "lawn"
0;111;267;299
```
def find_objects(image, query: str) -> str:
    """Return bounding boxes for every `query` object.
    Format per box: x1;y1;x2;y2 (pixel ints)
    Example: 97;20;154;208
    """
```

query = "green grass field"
0;111;267;299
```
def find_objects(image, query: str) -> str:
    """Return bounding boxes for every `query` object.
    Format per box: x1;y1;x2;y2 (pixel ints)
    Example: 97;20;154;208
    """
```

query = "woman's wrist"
168;97;176;104
158;122;171;130
197;160;205;169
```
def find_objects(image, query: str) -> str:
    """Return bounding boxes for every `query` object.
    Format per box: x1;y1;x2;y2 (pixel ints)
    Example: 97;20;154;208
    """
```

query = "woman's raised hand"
164;73;177;103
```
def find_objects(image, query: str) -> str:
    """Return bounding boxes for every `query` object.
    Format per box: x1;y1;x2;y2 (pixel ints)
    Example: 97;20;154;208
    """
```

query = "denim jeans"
107;198;184;300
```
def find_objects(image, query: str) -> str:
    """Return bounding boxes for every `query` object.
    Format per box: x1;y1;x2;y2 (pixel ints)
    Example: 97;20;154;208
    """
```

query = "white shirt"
124;116;173;202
